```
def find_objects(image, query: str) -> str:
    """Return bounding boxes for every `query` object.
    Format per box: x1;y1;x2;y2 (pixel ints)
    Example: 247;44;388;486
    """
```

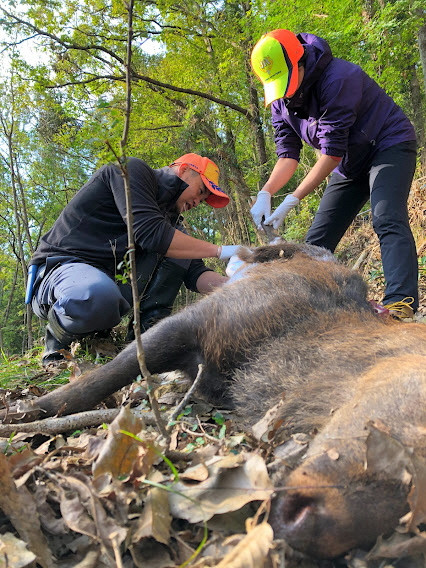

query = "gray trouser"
32;254;190;336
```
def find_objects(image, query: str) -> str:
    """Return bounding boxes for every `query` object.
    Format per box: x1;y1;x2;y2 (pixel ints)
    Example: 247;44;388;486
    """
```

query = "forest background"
0;0;425;357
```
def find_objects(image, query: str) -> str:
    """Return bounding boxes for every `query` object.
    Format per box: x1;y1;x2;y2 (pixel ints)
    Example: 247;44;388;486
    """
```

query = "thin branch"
167;364;204;427
0;33;39;53
131;71;253;117
0;8;124;70
43;74;126;88
41;70;253;118
0;8;253;119
0;408;157;436
113;0;168;439
134;124;183;131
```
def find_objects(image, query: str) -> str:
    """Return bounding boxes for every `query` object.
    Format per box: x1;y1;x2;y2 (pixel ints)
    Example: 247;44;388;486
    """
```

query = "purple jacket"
271;33;416;178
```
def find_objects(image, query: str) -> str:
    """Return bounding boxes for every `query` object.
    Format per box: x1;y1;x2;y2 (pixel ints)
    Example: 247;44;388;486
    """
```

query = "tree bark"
417;22;426;94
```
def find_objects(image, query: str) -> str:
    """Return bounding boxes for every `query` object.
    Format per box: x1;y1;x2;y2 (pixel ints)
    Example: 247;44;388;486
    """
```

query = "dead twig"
180;424;222;444
106;0;168;440
167;364;204;428
352;249;369;271
0;408;158;436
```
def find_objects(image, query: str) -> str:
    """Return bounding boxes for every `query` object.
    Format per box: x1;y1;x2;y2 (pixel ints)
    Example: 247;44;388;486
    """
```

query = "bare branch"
0;8;253;119
131;70;253;117
134;124;183;131
114;0;169;439
43;75;126;88
0;8;125;67
0;408;158;436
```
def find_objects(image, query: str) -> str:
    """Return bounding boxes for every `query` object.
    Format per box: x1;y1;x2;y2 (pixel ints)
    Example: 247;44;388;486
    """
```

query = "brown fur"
12;243;425;559
231;313;426;433
268;355;425;557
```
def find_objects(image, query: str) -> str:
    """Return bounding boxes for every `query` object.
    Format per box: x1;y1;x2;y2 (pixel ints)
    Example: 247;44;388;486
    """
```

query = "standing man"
250;29;418;319
29;153;240;365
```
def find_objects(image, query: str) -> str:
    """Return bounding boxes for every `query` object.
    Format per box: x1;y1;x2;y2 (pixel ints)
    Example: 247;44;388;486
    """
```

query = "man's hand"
263;194;300;230
250;190;271;228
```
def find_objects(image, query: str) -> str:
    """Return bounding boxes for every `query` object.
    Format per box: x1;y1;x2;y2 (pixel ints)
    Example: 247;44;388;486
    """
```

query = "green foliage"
0;347;69;389
0;0;424;356
282;192;322;242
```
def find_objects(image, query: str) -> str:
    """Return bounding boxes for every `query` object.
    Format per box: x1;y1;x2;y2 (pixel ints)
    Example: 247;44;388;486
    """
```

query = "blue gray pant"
31;254;190;336
306;141;418;310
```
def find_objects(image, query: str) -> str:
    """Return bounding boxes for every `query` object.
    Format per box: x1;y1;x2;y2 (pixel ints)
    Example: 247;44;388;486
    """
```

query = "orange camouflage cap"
172;153;230;208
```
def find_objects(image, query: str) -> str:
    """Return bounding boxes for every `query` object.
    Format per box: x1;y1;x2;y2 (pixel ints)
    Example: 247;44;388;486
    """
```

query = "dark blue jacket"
30;158;212;291
271;33;416;178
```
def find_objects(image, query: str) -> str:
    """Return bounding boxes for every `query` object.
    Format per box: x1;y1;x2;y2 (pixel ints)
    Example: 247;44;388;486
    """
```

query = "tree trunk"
417;22;426;94
408;64;426;172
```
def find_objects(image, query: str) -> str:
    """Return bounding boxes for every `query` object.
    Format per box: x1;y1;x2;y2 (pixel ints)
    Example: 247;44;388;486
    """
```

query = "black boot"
126;259;187;341
42;308;78;367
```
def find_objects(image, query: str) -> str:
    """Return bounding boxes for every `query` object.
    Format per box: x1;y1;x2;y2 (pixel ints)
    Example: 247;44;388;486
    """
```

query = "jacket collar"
284;33;333;112
154;166;188;214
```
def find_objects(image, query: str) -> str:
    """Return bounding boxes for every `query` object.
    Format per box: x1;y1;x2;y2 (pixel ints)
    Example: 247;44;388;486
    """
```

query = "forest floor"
0;179;424;568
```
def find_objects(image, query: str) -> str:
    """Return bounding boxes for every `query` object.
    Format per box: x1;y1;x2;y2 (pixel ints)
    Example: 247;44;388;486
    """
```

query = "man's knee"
56;278;130;334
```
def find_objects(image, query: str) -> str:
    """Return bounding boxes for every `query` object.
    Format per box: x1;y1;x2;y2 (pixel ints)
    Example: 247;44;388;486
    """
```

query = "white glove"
219;245;242;261
250;190;271;228
263;195;300;230
225;251;256;284
226;254;245;278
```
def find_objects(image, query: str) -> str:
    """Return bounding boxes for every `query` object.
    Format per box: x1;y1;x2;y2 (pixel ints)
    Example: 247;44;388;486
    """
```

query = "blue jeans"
32;254;190;335
306;141;418;310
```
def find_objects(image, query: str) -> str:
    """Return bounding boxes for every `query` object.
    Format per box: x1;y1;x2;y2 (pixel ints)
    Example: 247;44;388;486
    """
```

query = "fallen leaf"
406;453;426;531
132;472;172;545
327;449;339;461
366;530;426;560
0;454;54;568
0;532;37;568
59;473;127;550
169;453;273;523
366;422;426;531
129;539;173;568
251;399;285;442
215;522;274;567
366;422;413;482
180;461;210;482
92;405;155;479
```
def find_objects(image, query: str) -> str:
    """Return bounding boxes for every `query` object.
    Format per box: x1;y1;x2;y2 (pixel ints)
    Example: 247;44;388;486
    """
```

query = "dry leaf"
59;484;98;539
8;447;43;479
0;454;54;568
366;422;413;482
180;461;210;482
215;522;274;567
366;530;426;559
406;452;426;530
169;453;273;523
251;399;285;442
92;405;155;479
132;472;171;545
129;539;173;568
365;422;426;532
59;474;127;550
0;532;37;568
33;485;68;536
